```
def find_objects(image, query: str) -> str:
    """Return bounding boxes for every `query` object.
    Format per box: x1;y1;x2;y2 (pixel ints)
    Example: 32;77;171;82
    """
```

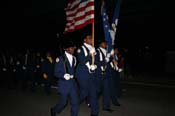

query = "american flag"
64;0;94;33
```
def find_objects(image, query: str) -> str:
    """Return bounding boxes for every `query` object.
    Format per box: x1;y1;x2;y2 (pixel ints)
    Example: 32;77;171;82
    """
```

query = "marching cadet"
76;33;99;116
21;49;30;91
51;41;79;116
96;40;121;112
95;39;114;112
41;51;54;95
111;47;123;98
8;52;16;89
35;52;42;86
15;53;23;89
1;51;8;87
108;47;121;106
22;49;36;92
1;50;13;89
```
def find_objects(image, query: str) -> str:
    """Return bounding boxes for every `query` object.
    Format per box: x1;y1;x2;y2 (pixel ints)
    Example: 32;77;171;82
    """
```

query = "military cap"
62;41;75;49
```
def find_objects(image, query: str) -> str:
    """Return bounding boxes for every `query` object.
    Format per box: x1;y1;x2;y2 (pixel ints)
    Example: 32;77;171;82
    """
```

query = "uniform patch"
77;49;81;53
56;57;59;63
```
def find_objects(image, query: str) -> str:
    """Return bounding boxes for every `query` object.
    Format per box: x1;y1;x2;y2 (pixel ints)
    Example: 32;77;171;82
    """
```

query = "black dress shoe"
103;108;114;113
50;108;56;116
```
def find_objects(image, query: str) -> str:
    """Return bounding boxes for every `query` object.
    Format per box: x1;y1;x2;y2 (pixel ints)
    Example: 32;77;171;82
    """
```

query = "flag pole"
91;0;95;65
92;0;95;47
92;21;95;65
92;22;94;47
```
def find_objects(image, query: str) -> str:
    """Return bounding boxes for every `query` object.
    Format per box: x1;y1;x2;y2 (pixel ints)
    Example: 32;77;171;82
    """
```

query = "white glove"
106;53;111;58
105;57;110;63
89;47;96;55
86;62;97;71
106;50;113;59
2;68;7;71
110;49;114;55
115;65;119;71
85;62;91;70
118;68;123;72
16;61;20;65
70;75;74;79
41;58;44;62
90;64;97;71
13;69;16;72
36;65;40;68
64;73;71;80
22;66;26;70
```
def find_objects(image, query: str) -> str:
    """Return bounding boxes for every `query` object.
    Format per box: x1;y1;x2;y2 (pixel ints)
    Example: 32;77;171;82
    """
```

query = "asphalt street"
0;83;175;116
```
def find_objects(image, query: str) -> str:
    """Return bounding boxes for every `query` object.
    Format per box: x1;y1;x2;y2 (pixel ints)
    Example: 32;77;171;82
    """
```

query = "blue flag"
101;0;122;52
101;2;113;52
110;0;122;44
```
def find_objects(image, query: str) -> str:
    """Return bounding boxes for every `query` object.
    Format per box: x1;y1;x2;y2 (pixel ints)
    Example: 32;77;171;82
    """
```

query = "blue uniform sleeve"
76;47;91;65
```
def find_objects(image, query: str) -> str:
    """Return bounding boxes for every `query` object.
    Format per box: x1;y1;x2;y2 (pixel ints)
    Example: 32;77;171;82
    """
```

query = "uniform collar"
84;43;92;50
65;51;73;66
99;47;107;56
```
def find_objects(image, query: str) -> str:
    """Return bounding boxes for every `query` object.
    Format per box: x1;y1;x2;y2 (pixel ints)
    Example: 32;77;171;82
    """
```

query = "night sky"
2;0;174;51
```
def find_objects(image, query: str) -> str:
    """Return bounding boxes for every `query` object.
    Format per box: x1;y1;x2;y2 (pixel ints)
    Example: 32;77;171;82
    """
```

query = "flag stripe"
64;0;94;33
65;1;94;15
66;6;94;21
65;14;94;27
65;19;94;32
